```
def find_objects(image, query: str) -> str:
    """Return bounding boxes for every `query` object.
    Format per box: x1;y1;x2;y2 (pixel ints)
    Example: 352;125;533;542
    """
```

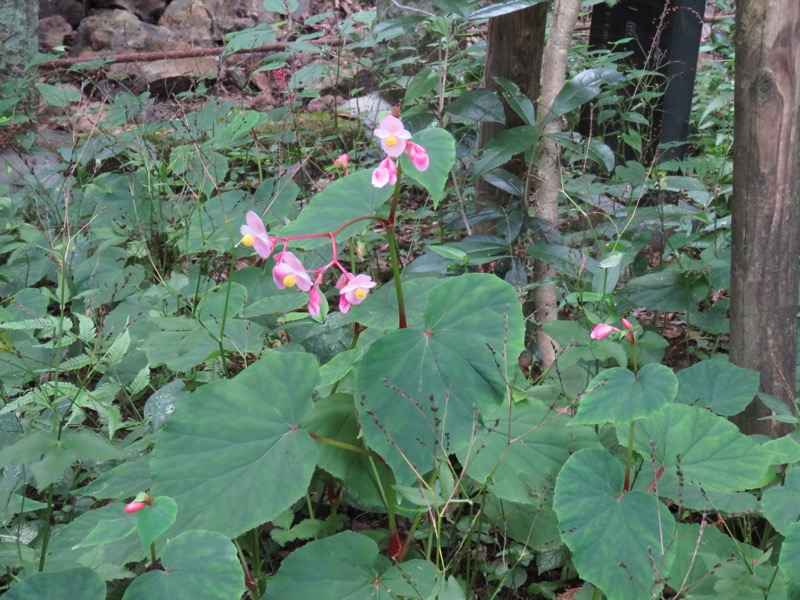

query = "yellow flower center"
283;274;297;288
242;234;255;247
354;288;368;301
385;135;398;147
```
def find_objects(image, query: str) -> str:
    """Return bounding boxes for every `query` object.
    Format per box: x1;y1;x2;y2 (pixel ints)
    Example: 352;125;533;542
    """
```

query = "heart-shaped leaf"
465;401;598;503
634;404;773;492
151;353;318;537
781;521;800;598
264;530;436;600
553;449;675;600
4;568;105;600
303;394;391;508
763;466;800;536
572;363;678;425
135;496;177;554
674;360;759;416
122;531;245;600
356;274;524;484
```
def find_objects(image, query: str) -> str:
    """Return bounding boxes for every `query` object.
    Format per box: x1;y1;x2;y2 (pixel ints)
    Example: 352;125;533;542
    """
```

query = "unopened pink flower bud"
371;157;398;188
590;323;621;340
124;495;151;514
333;153;349;175
621;317;633;332
308;286;323;317
405;142;429;171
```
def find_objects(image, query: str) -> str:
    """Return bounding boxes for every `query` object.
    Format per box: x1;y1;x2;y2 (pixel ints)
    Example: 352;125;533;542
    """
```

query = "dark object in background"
582;0;707;165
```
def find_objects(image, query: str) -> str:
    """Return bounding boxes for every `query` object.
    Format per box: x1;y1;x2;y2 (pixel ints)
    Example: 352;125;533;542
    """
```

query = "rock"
76;9;179;53
199;0;272;40
90;0;170;23
39;0;86;28
38;15;74;51
132;56;218;96
160;0;214;47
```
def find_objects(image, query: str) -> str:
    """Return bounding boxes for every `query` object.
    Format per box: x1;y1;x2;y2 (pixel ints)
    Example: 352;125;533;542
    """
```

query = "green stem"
368;455;397;537
149;542;158;570
310;433;375;456
37;485;55;572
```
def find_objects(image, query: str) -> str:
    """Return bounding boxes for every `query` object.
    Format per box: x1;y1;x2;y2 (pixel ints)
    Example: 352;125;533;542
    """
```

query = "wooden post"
475;5;547;217
729;0;800;436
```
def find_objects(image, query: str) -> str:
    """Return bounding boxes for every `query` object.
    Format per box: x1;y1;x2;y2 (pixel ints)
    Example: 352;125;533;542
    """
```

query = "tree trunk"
475;5;547;223
530;0;582;369
729;0;800;437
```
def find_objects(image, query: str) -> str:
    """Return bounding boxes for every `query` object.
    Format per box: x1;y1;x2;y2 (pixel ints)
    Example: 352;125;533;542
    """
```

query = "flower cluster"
371;115;429;188
240;211;376;318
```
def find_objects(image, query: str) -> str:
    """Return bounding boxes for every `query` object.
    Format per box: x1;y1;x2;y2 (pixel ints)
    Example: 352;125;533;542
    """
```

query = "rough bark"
474;5;547;224
0;0;38;83
729;0;800;437
530;0;582;369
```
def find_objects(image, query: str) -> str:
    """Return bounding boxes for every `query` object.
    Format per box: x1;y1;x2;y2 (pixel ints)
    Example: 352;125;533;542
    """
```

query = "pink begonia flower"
373;115;412;157
405;142;429;172
272;252;313;292
621;317;633;332
333;153;349;174
240;211;276;260
308;286;323;317
337;273;377;313
590;323;622;340
371;156;398;188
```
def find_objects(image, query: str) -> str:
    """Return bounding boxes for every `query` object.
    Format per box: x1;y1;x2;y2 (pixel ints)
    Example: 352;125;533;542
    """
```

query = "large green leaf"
465;401;598;503
550;68;624;117
123;531;245;600
142;320;217;372
572;364;678;425
665;523;745;599
151;353;318;537
621;269;711;312
303;394;391;508
348;277;445;330
634;404;773;492
553;449;675;600
264;530;436;600
398;128;456;207
762;466;800;536
446;89;506;124
44;503;142;578
781;521;800;598
356;274;524;484
5;568;105;600
136;496;178;554
278;170;393;248
473;126;538;179
674;360;759;416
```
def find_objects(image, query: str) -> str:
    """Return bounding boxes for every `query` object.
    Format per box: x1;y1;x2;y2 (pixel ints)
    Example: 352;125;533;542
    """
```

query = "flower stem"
386;168;407;329
385;227;407;329
623;420;636;493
